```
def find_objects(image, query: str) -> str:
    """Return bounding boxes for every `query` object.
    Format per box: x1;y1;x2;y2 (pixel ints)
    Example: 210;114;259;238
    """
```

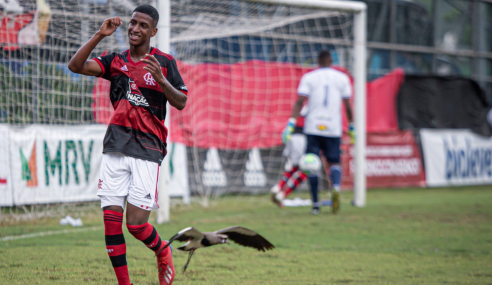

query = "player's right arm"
68;17;122;76
282;74;309;143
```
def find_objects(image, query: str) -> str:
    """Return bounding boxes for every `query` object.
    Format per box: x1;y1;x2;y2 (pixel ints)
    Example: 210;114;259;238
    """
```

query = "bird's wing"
216;226;275;252
169;227;204;243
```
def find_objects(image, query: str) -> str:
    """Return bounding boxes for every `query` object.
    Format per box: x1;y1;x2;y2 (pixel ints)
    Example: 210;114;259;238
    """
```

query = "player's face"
128;12;157;46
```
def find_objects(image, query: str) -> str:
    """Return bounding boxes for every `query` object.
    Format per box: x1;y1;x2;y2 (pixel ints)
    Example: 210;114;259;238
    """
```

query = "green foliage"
1;186;492;284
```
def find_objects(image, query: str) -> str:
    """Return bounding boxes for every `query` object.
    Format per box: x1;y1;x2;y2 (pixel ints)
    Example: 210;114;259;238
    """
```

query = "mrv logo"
43;140;95;186
444;139;492;180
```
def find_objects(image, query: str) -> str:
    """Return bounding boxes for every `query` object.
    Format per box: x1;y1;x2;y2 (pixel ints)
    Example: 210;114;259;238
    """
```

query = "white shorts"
282;133;306;166
97;152;160;211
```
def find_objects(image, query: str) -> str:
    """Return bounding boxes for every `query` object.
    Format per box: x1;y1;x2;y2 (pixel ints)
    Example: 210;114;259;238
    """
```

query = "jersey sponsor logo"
202;148;227;187
98;179;103;190
121;65;128;72
144;72;156;86
244;148;266;187
144;193;152;200
178;84;188;91
126;78;149;107
127;93;149;107
317;124;328;131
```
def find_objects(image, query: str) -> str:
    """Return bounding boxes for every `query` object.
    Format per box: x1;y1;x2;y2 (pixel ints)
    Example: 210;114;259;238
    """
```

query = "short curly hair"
133;4;159;27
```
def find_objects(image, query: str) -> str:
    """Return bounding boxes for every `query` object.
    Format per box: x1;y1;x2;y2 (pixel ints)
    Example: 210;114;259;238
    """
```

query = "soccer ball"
299;153;322;175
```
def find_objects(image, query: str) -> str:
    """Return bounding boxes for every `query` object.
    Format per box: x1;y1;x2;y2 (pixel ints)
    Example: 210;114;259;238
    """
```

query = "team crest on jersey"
126;78;149;107
144;72;156;86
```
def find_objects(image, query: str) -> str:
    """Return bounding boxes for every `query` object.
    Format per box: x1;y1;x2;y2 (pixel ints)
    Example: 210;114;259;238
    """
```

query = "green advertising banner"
8;125;106;205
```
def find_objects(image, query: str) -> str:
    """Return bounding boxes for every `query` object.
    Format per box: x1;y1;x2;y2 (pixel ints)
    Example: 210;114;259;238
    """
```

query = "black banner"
185;147;329;196
397;75;491;136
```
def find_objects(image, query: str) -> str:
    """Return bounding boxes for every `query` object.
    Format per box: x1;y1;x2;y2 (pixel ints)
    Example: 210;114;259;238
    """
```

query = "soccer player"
282;50;353;215
271;108;308;207
68;5;187;285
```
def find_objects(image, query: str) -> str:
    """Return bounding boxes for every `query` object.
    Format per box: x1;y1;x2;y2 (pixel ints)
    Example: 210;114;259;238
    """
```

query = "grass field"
1;186;492;285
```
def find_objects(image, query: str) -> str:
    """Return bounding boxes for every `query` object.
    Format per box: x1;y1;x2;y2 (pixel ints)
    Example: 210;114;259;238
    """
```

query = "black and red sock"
104;210;130;285
278;166;299;189
284;170;308;198
127;223;167;257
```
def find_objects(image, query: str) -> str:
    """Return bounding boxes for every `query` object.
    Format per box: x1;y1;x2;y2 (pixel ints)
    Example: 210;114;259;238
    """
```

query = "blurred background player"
271;107;308;207
68;4;187;285
282;50;354;215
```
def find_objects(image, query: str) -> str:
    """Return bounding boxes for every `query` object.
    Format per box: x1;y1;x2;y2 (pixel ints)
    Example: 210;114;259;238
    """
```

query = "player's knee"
102;205;124;213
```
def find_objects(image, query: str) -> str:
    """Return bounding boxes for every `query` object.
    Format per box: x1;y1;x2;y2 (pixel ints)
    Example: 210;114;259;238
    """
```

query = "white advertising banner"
0;125;13;206
9;125;106;205
167;143;190;204
420;129;492;187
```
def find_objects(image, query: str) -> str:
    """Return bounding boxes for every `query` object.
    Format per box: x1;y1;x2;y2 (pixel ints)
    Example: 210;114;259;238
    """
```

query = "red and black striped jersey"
93;47;187;164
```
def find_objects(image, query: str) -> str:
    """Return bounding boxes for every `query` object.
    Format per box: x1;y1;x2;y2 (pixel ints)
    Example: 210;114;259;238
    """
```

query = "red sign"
340;131;426;189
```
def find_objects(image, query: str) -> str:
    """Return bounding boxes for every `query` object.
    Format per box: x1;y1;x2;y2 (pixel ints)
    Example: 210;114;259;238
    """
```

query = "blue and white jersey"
297;67;351;137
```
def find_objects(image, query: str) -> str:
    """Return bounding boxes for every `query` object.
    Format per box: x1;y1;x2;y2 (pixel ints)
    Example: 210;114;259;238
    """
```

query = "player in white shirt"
270;107;308;208
282;50;354;215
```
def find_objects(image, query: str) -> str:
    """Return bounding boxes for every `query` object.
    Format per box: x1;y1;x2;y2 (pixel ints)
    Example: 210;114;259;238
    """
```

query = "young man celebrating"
282;50;353;215
68;5;187;285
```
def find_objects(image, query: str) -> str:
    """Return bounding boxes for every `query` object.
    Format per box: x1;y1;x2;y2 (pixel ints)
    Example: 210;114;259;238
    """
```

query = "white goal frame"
156;0;367;224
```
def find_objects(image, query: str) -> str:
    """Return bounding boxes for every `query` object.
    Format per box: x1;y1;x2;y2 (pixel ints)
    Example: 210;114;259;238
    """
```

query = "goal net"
166;0;367;206
0;0;366;221
0;0;156;221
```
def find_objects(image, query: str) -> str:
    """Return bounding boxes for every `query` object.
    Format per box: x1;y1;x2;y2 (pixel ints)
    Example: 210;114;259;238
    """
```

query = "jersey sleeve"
297;74;310;97
166;59;188;95
340;74;352;99
93;53;116;80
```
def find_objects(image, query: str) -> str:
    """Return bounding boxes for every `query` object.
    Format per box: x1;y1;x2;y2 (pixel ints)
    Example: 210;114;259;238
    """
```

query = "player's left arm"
141;54;187;110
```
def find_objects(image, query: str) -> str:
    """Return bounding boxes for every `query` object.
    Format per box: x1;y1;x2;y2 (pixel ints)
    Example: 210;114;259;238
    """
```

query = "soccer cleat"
156;241;175;285
270;183;280;194
270;191;284;208
310;208;320;215
332;191;340;214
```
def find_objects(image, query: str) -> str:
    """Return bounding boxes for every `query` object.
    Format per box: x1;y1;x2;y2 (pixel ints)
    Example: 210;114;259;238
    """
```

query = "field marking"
0;226;103;242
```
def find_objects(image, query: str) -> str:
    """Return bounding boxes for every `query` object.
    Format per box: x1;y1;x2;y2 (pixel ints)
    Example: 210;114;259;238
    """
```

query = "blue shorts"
306;135;341;164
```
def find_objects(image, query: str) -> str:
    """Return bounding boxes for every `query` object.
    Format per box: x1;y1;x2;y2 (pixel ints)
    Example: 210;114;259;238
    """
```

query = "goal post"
246;0;367;204
155;0;367;224
155;0;172;224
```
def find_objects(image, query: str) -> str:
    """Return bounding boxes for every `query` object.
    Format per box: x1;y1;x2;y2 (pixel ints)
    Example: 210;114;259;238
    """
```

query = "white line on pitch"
0;226;103;242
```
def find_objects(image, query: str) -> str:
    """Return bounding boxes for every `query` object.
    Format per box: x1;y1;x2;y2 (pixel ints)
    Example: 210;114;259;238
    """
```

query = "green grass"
1;186;492;284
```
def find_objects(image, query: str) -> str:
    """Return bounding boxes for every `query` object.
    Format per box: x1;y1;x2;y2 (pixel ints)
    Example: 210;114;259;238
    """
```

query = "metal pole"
156;0;171;224
353;8;367;207
389;0;397;69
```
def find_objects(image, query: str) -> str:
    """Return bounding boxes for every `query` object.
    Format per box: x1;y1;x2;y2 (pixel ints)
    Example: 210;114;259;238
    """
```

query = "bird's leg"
182;249;195;273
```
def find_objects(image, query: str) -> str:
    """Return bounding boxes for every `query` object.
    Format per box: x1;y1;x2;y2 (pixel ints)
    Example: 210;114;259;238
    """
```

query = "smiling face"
128;12;157;47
